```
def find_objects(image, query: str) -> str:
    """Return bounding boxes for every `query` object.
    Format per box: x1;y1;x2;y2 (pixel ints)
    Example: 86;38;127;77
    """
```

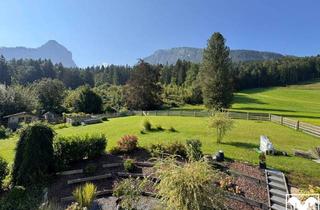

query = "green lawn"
174;80;320;125
232;80;320;125
1;116;319;186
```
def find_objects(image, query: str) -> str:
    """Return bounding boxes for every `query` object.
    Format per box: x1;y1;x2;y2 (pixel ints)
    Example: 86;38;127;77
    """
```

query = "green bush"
142;119;152;131
12;123;55;186
0;157;8;189
0;126;11;139
149;142;187;158
149;144;167;157
54;135;107;170
117;135;138;153
101;116;108;121
185;139;203;161
155;125;164;131
124;159;135;172
0;186;43;210
72;182;97;209
166;141;187;158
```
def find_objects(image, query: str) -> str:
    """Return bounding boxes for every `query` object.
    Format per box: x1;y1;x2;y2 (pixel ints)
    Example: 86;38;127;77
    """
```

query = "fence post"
180;110;182;116
280;116;283;125
269;113;271;121
247;112;249;120
296;121;300;130
194;111;196;117
167;110;169;116
155;111;157;116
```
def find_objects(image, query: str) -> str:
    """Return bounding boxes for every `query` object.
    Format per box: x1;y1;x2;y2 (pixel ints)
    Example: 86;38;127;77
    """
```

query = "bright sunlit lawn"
0;116;319;186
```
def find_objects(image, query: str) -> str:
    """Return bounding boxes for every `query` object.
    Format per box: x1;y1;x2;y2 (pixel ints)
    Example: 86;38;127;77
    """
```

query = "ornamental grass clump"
72;182;97;209
154;157;224;210
185;139;203;161
117;135;138;152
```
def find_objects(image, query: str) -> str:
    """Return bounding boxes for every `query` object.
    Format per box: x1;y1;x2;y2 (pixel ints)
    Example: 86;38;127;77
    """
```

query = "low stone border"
135;161;155;167
102;163;123;168
67;173;112;184
56;169;83;176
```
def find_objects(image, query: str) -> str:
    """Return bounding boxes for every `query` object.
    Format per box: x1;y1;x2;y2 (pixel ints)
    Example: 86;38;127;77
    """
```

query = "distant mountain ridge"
0;40;77;67
144;47;284;64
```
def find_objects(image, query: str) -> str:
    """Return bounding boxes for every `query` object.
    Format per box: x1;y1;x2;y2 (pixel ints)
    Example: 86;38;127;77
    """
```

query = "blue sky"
1;0;320;67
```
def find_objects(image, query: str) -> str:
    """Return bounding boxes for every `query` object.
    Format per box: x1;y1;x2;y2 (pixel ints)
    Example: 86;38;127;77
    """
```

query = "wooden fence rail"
103;110;320;138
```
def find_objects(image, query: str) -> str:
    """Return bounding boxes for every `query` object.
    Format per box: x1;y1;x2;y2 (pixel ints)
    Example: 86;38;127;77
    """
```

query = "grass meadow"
1;115;319;186
176;80;320;125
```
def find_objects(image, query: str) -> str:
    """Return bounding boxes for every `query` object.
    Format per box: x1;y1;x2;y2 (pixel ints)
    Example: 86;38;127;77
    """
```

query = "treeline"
1;55;320;91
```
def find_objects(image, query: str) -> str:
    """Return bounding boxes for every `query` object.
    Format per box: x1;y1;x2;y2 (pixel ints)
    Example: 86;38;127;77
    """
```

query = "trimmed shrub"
0;157;8;188
149;144;167;157
124;159;135;172
117;135;138;153
72;182;97;209
313;146;320;159
54;135;107;170
142;119;152;131
149;142;187;158
185;139;203;161
12;123;55;186
166;141;187;158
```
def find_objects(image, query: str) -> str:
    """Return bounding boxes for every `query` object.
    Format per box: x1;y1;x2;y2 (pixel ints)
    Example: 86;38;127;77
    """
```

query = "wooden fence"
103;110;320;138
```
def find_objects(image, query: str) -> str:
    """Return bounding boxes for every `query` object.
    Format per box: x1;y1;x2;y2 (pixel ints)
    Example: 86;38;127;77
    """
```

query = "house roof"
3;112;34;118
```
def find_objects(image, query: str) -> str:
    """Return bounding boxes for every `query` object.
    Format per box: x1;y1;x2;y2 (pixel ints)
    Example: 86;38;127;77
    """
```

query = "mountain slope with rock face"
144;47;284;64
0;40;77;67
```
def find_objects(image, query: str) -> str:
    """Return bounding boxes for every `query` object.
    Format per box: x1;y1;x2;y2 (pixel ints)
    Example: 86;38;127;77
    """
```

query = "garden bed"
48;152;269;209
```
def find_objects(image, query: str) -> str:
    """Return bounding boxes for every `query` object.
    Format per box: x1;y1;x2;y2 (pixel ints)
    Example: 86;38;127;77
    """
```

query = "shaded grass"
1;116;319;187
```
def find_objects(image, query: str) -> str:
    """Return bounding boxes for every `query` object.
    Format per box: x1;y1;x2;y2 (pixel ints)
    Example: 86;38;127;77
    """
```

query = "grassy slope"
175;80;320;125
2;116;318;186
232;80;320;125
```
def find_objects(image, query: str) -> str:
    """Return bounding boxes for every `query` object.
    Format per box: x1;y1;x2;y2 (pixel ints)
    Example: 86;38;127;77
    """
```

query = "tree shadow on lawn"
223;141;259;150
233;94;267;105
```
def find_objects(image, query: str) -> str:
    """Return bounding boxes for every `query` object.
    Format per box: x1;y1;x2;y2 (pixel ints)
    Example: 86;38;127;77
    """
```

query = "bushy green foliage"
0;126;11;139
124;60;162;110
117;135;138;153
0;157;8;188
72;182;97;209
12;123;55;186
94;84;125;112
33;78;66;113
185;139;203;161
113;178;148;210
155;158;224;210
0;85;37;118
142;119;152;131
149;142;187;158
54;135;107;170
0;186;43;210
123;159;135;172
166;142;187;158
65;85;103;114
209;111;234;144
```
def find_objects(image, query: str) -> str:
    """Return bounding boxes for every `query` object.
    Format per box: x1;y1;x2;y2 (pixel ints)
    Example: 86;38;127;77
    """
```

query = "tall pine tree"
200;32;233;109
